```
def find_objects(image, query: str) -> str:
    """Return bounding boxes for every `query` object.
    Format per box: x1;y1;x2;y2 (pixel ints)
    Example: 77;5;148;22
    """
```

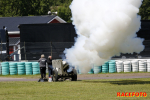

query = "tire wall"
102;62;109;73
32;62;40;75
0;63;1;75
25;62;33;75
109;60;116;73
139;60;146;72
1;60;150;75
1;62;9;75
9;62;17;75
147;60;150;72
17;62;25;75
116;61;123;72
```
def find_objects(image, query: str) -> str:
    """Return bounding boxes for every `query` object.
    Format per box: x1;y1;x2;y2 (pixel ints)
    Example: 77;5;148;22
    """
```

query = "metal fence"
2;40;150;61
20;42;74;60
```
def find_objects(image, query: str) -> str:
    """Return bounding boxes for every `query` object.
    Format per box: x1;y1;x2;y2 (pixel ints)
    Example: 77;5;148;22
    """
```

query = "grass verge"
0;78;150;100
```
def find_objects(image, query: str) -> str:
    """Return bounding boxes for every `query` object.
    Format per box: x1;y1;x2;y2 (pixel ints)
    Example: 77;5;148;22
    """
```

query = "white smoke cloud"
64;0;144;73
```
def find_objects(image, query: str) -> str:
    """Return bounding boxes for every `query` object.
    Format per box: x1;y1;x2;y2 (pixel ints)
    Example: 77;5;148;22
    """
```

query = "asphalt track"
0;73;150;82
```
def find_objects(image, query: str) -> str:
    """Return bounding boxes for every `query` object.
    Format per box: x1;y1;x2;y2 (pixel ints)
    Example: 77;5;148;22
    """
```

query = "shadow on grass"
82;80;150;85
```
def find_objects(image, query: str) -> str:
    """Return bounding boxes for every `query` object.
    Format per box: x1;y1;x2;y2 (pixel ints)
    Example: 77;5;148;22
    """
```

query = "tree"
0;0;73;22
139;0;150;20
57;1;72;23
0;0;53;16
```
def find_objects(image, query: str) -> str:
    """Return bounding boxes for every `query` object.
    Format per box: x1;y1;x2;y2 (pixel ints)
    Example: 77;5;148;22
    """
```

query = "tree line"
0;0;149;23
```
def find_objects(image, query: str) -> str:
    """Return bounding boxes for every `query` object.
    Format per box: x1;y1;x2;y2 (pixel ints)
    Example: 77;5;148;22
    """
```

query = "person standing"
38;54;47;79
47;56;53;78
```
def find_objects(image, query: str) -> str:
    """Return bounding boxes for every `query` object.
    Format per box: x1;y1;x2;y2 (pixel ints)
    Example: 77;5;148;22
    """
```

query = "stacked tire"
123;61;131;72
139;60;146;72
0;63;1;75
131;60;139;72
94;65;101;74
1;62;9;75
147;60;150;72
102;62;109;73
32;62;40;75
88;68;94;74
25;62;32;75
76;66;81;74
116;61;123;72
109;60;116;73
17;62;25;75
9;62;17;75
78;69;82;74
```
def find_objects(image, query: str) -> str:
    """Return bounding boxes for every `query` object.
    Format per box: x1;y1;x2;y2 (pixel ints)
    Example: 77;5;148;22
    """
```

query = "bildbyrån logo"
117;92;147;97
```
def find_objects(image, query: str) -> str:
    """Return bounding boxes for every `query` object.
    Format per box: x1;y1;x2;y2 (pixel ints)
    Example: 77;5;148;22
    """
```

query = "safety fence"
20;42;74;60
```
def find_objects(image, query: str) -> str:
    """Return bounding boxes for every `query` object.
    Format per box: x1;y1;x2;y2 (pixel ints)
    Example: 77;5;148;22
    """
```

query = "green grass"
0;78;150;100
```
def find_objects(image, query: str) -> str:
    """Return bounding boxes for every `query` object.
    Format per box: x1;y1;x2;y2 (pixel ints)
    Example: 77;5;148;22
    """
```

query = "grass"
0;78;150;100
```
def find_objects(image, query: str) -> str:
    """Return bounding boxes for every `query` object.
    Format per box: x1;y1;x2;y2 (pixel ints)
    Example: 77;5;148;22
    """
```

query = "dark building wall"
20;23;76;42
0;29;9;60
137;20;150;40
115;20;150;58
20;21;150;60
20;23;76;60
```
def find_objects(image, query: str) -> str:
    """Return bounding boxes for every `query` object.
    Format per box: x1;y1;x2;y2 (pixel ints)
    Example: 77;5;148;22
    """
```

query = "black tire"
53;69;58;82
72;69;77;81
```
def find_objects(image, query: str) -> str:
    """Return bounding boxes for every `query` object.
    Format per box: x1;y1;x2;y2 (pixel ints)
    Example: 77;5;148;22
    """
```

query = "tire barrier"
1;60;150;75
123;61;131;72
131;60;139;72
1;62;9;75
147;60;150;72
9;62;17;75
0;63;1;75
17;62;25;75
32;62;40;75
116;61;123;72
25;62;32;75
75;66;81;74
78;69;82;74
102;62;109;73
139;61;146;72
109;60;116;73
94;65;101;74
88;68;94;74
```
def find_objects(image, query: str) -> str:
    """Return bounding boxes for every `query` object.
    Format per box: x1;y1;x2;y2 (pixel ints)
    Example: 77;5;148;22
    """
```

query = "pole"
24;41;26;60
51;42;52;56
1;40;2;60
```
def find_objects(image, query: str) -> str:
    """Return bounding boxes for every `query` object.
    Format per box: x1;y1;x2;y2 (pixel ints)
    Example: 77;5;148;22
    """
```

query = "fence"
1;40;150;61
20;42;74;60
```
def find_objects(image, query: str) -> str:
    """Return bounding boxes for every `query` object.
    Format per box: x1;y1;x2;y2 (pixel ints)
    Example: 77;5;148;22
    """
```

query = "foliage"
139;0;150;20
57;2;72;23
0;0;149;23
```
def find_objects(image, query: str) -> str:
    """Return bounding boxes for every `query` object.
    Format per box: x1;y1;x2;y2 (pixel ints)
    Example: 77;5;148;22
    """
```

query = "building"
0;15;66;60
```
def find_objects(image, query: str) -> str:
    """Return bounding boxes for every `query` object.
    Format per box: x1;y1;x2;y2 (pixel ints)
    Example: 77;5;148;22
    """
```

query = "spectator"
38;54;47;79
47;56;53;78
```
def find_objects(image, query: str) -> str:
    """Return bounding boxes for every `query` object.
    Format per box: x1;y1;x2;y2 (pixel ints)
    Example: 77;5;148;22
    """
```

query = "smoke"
64;0;144;73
